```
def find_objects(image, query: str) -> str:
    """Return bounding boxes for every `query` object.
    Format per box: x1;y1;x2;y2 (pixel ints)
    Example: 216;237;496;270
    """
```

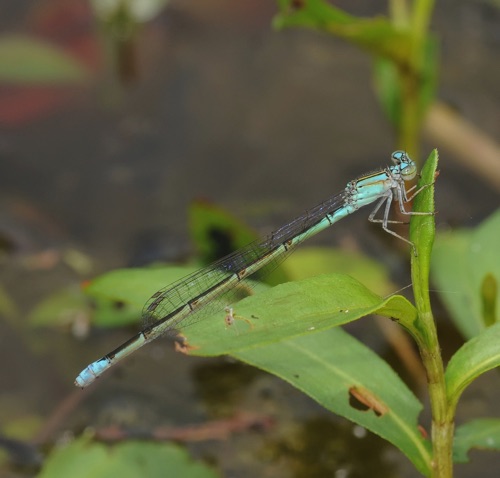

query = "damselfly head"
392;150;417;181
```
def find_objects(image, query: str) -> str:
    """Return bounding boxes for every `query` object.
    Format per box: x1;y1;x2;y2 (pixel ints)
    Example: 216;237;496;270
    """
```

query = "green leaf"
274;0;412;65
431;209;500;338
189;200;258;265
180;274;417;356
409;149;438;341
445;322;500;411
29;286;88;327
454;418;500;463
0;35;90;84
90;296;141;328
38;435;219;478
234;328;431;475
188;201;289;285
85;267;197;327
86;267;197;309
84;268;417;354
410;149;437;264
75;256;429;471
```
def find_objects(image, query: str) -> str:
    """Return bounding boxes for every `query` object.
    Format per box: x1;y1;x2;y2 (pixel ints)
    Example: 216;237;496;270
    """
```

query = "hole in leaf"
348;386;388;417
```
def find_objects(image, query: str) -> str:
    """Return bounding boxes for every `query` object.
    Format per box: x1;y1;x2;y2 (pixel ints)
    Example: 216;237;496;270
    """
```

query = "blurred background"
0;0;499;477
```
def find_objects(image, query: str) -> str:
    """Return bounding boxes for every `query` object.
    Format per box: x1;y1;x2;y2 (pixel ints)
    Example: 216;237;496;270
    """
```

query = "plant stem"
395;0;435;160
389;0;410;28
412;235;453;476
410;150;453;477
397;69;420;158
412;276;454;477
411;0;435;59
414;309;453;478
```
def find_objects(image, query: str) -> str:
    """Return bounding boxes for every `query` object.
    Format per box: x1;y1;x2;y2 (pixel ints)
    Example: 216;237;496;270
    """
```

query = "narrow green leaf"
181;274;417;356
0;35;90;84
234;328;431;475
84;268;417;354
431;209;500;338
274;0;412;65
445;322;500;410
38;435;219;478
454;419;500;463
410;149;438;266
409;149;438;343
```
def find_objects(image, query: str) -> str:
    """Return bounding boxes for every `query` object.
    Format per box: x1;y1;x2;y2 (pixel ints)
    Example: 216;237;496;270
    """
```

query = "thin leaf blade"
181;274;417;356
445;322;500;409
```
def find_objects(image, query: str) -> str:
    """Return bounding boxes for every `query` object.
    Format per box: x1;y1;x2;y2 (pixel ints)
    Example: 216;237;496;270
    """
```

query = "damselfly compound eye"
391;150;406;164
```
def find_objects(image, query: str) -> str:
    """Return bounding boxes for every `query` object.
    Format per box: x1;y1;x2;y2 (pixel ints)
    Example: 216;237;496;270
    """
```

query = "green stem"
411;0;435;62
410;150;453;477
389;0;410;27
395;0;435;160
412;285;453;478
398;70;420;158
